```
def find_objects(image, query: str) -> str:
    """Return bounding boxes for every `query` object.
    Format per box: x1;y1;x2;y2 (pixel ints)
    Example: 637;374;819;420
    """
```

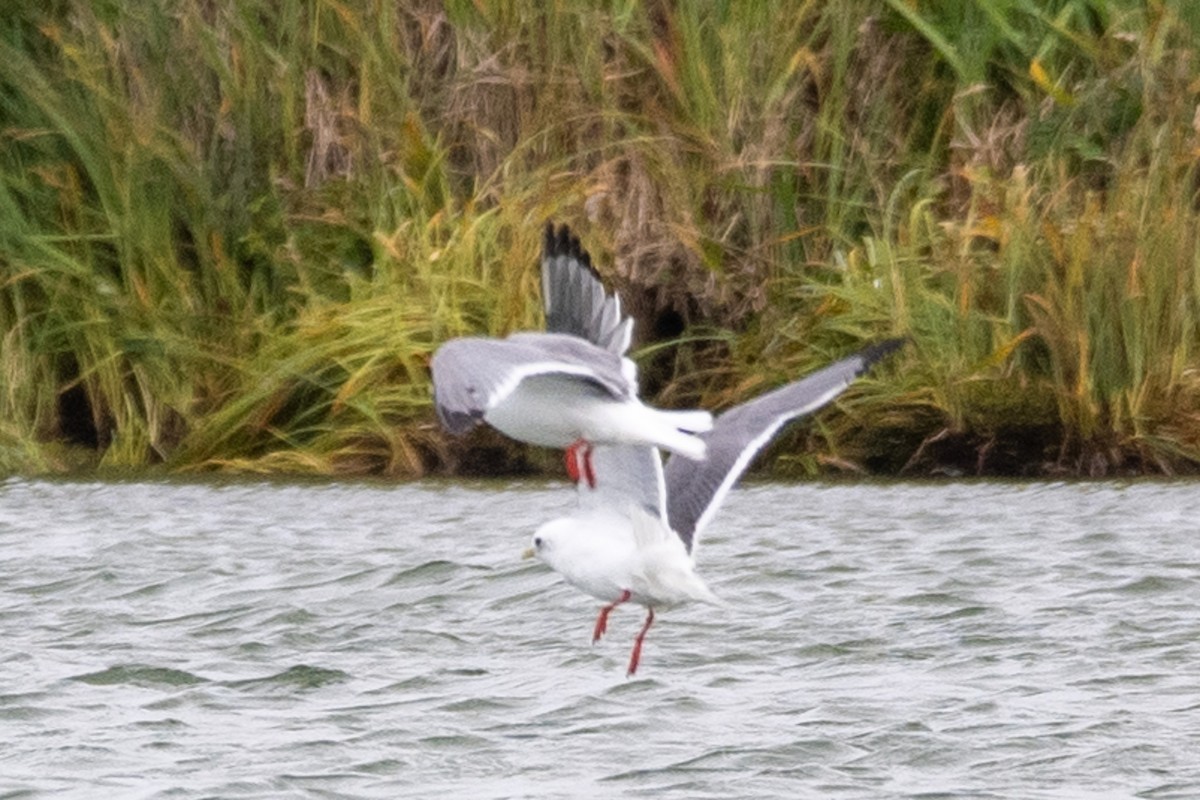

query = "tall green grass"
1;0;1198;476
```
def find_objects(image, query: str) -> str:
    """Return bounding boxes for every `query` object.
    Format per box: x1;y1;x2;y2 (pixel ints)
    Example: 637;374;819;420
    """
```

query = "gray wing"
665;338;906;552
431;335;634;434
542;223;633;356
578;444;668;521
539;224;668;520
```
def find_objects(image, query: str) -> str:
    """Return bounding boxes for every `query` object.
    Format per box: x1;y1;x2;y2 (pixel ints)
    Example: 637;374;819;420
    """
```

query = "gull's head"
521;518;573;567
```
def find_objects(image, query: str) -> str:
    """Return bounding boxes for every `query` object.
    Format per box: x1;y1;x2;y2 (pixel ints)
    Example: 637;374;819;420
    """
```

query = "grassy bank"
2;0;1199;478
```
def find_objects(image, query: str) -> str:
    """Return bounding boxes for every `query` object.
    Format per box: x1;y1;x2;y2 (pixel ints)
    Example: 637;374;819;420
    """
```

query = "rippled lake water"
2;477;1199;798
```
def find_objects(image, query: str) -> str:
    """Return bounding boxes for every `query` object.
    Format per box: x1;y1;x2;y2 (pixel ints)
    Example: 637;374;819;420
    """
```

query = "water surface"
2;478;1198;798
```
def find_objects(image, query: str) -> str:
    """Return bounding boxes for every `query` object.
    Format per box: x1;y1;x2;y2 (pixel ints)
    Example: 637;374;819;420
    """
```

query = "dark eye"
533;536;544;549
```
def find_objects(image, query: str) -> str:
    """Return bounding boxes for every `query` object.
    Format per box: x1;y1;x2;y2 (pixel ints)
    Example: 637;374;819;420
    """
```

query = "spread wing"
541;223;632;357
665;339;906;553
431;334;634;434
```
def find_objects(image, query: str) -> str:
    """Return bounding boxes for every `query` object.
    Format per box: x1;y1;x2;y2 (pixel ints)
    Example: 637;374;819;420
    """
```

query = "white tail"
599;403;712;460
651;428;707;461
648;408;711;461
660;408;713;433
628;505;725;606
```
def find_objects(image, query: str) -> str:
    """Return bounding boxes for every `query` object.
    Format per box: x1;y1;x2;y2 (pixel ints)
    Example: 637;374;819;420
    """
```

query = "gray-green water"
2;478;1198;798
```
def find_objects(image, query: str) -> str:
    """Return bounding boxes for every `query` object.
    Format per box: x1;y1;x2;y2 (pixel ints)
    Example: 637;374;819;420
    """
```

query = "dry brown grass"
2;0;1198;477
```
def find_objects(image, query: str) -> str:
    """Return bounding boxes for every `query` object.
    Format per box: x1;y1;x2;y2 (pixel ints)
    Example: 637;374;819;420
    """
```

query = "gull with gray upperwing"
431;224;712;482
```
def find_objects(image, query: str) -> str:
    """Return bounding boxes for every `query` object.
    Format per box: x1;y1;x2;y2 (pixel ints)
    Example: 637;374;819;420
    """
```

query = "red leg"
564;439;597;489
582;443;596;489
592;589;631;643
565;439;585;484
626;607;656;677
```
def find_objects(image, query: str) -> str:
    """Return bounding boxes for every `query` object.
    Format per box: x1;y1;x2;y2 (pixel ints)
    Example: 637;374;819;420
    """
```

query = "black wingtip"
859;337;908;369
542;221;598;277
434;404;484;436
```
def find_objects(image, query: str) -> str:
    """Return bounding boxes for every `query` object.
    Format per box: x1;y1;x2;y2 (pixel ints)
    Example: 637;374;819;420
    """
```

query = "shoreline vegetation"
3;1;1200;479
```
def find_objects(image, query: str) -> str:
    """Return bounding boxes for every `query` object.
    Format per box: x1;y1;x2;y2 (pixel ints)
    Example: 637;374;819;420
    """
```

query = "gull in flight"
431;224;712;484
526;337;903;675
